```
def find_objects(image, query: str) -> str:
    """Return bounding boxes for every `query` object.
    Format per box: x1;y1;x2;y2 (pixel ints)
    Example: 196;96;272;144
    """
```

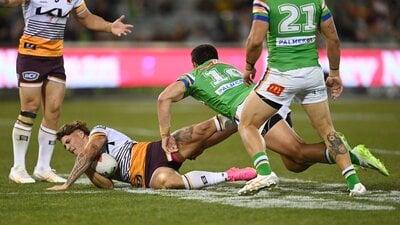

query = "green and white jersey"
178;59;252;120
252;0;332;71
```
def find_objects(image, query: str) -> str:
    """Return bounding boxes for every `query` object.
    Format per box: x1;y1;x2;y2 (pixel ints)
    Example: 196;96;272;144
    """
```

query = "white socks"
35;124;57;171
12;123;32;168
12;122;57;171
182;171;228;189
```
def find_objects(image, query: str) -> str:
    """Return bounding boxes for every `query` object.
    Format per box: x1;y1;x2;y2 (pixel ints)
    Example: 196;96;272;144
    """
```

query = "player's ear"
77;129;85;138
192;62;198;68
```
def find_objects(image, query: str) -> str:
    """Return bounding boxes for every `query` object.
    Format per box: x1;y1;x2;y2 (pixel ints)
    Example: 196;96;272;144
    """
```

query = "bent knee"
283;143;308;164
284;163;310;173
281;156;310;173
150;168;184;189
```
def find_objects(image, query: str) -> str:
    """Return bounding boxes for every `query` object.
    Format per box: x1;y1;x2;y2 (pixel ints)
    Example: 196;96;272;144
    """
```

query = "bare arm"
75;9;133;37
47;134;106;191
320;17;343;100
157;81;187;152
243;20;268;86
0;0;23;7
85;168;114;189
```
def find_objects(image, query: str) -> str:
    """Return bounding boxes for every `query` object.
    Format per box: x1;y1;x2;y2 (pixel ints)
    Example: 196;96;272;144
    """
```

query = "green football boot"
351;144;390;176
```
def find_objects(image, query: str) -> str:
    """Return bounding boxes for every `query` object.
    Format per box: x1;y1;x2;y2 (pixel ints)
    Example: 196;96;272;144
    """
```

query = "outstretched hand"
46;184;68;191
111;15;133;37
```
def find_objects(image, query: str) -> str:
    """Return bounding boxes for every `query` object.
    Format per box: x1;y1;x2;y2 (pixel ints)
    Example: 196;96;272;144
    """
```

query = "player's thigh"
302;101;334;136
240;91;277;128
42;80;65;118
149;167;185;189
264;120;303;157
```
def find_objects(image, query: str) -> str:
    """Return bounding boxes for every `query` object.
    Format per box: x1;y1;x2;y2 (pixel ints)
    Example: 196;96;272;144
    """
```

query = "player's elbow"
94;181;114;189
157;95;166;104
326;38;340;49
247;36;263;50
157;91;171;106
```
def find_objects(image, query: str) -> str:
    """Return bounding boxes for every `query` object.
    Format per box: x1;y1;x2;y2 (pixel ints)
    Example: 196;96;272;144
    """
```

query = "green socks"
342;165;360;189
252;152;272;175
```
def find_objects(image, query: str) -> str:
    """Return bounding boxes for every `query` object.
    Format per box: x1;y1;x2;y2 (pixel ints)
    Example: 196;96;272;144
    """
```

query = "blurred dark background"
1;0;399;47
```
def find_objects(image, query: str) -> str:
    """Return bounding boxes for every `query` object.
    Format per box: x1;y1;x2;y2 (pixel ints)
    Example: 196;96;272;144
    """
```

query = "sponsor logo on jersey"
276;35;316;46
215;79;243;95
35;7;72;18
267;83;284;96
24;42;36;50
22;71;40;81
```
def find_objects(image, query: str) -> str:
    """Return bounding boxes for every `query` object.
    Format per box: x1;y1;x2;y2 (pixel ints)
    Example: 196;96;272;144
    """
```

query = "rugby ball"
91;153;117;177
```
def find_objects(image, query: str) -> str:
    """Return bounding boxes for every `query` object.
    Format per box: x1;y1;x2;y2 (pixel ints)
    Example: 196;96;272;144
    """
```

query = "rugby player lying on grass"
47;119;256;191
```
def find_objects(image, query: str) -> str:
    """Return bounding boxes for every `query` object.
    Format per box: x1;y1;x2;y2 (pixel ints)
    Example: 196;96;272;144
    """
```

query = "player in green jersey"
239;0;366;196
157;44;389;196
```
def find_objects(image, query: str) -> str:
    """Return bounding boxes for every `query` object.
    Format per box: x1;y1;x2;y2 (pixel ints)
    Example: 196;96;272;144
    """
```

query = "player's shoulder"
90;125;109;134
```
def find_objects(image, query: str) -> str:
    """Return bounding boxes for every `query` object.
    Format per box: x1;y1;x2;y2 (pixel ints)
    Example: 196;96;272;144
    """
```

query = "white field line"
13;177;395;211
117;177;399;211
372;148;400;156
292;112;399;121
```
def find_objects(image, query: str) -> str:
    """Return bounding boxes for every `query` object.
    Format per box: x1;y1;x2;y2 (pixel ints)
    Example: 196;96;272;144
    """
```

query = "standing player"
157;44;388;195
3;0;133;183
238;0;365;196
47;120;256;191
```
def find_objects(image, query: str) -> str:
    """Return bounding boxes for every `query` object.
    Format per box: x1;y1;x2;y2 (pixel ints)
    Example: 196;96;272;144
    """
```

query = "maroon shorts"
16;54;66;87
144;141;183;188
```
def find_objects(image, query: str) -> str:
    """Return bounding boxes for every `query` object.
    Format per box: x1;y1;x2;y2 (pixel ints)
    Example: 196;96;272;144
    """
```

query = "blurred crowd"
0;0;399;47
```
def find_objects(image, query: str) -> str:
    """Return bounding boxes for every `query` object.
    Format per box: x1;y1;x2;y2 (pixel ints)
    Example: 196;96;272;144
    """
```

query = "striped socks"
252;152;272;175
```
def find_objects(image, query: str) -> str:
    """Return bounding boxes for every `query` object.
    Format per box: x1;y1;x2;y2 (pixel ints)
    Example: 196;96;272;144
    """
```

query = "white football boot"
349;183;367;197
238;172;278;196
9;165;35;184
33;167;66;183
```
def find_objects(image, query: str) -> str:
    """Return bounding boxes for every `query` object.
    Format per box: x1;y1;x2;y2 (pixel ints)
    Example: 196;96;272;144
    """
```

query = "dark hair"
56;120;90;141
191;44;219;65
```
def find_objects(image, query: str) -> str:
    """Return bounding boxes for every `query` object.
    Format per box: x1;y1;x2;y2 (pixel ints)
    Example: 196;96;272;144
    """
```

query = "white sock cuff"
213;116;222;132
14;123;33;131
254;155;269;168
40;124;57;136
342;165;356;178
324;148;334;164
181;175;191;190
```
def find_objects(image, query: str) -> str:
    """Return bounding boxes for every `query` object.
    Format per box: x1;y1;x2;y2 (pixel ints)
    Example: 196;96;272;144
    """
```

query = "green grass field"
0;94;399;225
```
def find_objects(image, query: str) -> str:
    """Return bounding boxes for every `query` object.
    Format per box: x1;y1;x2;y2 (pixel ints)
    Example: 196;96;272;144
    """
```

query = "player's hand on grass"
47;184;69;191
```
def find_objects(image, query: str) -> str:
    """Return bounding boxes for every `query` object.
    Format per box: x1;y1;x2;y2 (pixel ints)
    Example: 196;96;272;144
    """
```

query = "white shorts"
255;66;327;106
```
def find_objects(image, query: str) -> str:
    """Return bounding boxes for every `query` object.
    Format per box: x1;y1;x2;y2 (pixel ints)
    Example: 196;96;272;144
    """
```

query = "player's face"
60;130;86;156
